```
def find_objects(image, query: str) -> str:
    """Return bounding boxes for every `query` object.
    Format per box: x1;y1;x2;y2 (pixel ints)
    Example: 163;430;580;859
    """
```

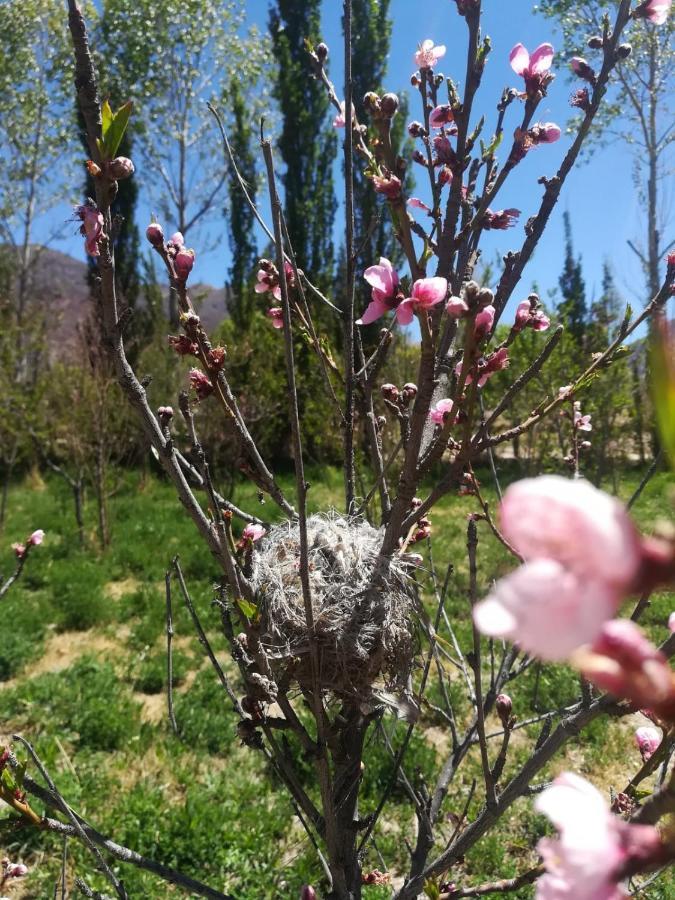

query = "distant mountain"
14;246;230;355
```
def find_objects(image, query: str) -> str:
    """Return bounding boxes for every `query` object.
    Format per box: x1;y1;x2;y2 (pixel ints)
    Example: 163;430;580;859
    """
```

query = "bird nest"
249;512;419;700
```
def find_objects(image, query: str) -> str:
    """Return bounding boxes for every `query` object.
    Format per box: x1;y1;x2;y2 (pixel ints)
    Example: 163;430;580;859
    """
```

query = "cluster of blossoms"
254;259;297;329
146;222;196;283
11;529;44;560
73;201;104;257
512;294;551;333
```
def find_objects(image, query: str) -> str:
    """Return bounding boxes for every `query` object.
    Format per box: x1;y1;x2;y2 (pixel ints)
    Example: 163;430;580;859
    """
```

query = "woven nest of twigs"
249;512;419;700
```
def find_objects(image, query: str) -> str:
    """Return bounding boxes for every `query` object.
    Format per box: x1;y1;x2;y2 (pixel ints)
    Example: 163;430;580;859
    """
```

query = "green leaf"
649;323;675;470
102;100;133;160
101;99;113;138
236;597;258;621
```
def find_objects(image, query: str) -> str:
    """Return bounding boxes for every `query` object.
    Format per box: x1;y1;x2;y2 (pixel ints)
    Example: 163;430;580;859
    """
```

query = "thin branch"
165;567;179;736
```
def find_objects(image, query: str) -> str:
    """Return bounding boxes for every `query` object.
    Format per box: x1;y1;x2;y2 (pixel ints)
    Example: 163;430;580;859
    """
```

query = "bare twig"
165;567;179;735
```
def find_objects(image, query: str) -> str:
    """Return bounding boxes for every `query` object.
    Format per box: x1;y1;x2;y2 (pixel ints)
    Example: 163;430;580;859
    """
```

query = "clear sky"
38;1;666;320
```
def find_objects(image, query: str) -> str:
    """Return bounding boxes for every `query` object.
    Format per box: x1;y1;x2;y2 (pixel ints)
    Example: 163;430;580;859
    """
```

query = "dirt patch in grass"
104;577;141;600
0;629;121;689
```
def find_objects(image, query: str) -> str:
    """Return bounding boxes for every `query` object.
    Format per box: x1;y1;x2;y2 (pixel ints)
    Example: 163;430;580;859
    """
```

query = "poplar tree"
558;212;587;348
269;0;337;291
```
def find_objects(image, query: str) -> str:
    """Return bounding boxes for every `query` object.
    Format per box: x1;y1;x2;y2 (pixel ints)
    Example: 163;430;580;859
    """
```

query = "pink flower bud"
429;104;454;129
28;530;44;546
669;611;675;632
174;248;195;282
372;172;402;200
446;296;469;318
146;222;164;246
157;406;174;421
474;304;495;339
381;383;399;402
168;335;199;356
496;693;513;727
11;543;26;560
300;887;316;900
635;725;661;761
107;156;135;180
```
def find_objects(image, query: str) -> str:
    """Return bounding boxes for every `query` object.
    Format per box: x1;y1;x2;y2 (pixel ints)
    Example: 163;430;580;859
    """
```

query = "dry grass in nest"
249;512;419;700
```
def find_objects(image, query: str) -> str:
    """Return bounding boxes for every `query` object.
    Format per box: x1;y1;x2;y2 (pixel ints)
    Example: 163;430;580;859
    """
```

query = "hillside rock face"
9;246;229;356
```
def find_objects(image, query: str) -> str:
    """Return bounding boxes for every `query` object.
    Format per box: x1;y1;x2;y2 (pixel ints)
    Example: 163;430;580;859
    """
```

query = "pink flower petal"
509;43;530;76
396;299;415;326
357;298;389;325
529;42;554;75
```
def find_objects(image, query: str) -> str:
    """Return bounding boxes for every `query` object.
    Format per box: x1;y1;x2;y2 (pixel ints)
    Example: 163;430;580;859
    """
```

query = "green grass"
0;463;672;897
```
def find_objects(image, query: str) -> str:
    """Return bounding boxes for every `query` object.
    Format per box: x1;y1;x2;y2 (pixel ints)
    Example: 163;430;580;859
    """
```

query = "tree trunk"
326;706;367;900
73;478;85;548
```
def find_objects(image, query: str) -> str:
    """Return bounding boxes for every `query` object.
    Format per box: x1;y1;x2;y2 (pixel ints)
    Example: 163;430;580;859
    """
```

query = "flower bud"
376;415;387;430
363;92;381;114
86;159;101;177
316;42;329;62
617;43;632;59
402;382;418;396
380;92;399;117
157;406;174;423
381;383;399;402
108;156;135;180
477;287;495;309
587;35;604;49
496;693;513;728
29;529;45;546
300;887;317;900
146;222;164;247
408;120;426;138
174;247;195;281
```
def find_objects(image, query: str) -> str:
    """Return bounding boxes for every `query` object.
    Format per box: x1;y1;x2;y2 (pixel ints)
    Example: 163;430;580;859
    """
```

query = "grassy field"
0;462;673;898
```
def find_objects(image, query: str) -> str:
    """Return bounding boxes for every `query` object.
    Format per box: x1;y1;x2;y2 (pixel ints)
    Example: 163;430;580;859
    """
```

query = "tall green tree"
226;80;258;330
269;0;337;291
558;212;587;347
539;1;674;301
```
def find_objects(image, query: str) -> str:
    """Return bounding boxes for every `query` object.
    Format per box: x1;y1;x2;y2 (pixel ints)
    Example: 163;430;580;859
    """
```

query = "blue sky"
40;1;664;320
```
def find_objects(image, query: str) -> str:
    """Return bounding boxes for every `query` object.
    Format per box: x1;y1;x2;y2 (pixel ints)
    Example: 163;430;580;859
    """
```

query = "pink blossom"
429;399;457;426
429;104;454;129
633;0;671;25
635;726;661;761
267;307;284;329
372;172;402;199
514;299;550;332
414;39;446;70
11;543;26;560
572;619;674;712
174;247;195;281
407;197;432;214
510;42;555;96
669;611;675;632
574;402;592;432
534;772;663;900
446;296;469;318
28;530;44;546
474;304;495;339
333;101;346;128
237;523;266;552
474;559;619;660
168;232;184;250
484;208;520;230
456;347;510;388
3;862;28;878
432;134;456;165
74;203;104;257
357;258;400;325
396;277;447;326
188;368;213;402
300;887;317;900
498;476;641;589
